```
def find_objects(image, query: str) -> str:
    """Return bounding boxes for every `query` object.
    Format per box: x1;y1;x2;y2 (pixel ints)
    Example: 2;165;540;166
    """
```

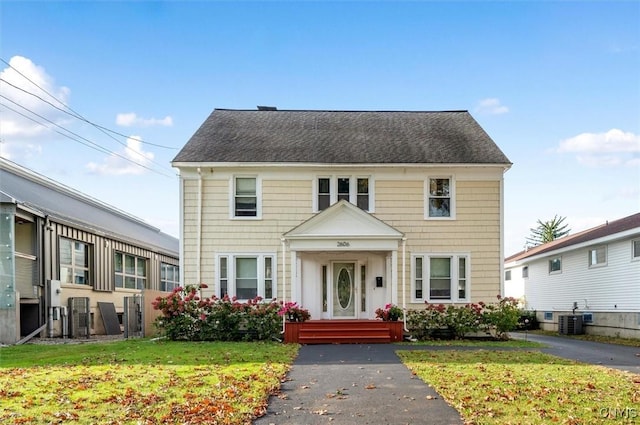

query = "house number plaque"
337;241;350;247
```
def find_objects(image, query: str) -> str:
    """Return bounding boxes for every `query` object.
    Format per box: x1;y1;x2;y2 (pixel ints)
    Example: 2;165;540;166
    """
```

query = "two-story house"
171;108;511;341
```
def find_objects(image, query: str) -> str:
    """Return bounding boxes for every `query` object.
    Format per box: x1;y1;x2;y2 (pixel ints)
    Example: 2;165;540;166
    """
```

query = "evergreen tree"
526;215;570;247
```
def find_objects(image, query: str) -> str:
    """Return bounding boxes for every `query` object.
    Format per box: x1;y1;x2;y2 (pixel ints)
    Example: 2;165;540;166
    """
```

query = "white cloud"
85;136;154;175
557;129;640;167
474;98;509;115
116;112;173;127
0;56;71;158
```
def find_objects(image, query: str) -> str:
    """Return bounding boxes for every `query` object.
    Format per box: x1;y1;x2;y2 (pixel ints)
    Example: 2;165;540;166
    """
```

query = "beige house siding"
181;168;504;308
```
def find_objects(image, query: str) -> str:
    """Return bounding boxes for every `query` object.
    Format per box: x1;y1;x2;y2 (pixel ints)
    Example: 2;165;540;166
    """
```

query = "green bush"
152;284;282;341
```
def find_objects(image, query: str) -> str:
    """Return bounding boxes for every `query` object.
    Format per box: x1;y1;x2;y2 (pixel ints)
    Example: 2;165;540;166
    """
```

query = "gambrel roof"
505;212;640;263
172;109;511;165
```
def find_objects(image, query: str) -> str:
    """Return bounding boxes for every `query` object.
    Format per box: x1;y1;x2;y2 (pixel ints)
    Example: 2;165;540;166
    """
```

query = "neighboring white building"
505;212;640;339
172;108;512;330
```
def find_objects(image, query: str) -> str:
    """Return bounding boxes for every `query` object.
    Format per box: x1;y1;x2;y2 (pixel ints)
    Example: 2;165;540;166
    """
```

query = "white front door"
332;262;356;318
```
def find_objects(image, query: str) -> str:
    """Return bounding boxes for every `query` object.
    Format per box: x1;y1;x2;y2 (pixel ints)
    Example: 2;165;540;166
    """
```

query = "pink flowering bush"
375;303;403;321
406;295;521;340
152;284;281;341
277;301;310;322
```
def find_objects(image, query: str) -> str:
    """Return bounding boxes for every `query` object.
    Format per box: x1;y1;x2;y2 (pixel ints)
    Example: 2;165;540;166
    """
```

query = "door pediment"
284;200;403;246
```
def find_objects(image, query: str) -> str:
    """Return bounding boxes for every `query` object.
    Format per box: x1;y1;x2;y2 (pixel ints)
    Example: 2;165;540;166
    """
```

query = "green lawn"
1;338;638;425
399;349;639;424
0;340;298;424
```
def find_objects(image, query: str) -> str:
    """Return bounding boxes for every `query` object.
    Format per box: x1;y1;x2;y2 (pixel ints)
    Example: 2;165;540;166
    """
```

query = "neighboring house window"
59;237;91;285
426;177;453;218
160;263;180;292
548;257;562;274
505;270;512;281
233;176;260;218
115;252;147;289
522;266;529;278
588;246;607;268
315;176;372;212
217;254;276;300
413;254;469;302
544;312;553;321
633;239;640;260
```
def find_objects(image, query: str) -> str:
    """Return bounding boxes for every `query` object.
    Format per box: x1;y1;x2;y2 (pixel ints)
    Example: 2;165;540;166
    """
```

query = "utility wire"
0;77;175;150
0;98;176;178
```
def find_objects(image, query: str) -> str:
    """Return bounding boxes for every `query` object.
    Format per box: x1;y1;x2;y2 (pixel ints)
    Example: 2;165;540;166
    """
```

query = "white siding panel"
525;238;640;312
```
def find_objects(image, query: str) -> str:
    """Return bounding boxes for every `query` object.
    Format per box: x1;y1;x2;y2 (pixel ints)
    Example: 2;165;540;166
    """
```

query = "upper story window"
412;253;469;302
522;266;529;278
115;252;147;289
548;256;562;274
426;177;454;219
633;240;640;260
315;176;372;212
505;270;512;281
217;254;275;300
588;246;607;268
233;176;261;218
161;263;180;292
59;237;91;285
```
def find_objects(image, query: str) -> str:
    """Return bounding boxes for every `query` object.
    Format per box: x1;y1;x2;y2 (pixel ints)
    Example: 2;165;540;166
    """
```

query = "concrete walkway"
253;343;464;425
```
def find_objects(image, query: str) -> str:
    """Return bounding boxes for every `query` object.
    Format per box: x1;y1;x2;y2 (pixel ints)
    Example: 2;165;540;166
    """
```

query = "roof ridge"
214;108;470;113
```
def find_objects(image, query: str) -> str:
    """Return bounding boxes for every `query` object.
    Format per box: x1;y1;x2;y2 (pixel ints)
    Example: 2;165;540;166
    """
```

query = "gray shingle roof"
172;109;511;165
0;159;178;256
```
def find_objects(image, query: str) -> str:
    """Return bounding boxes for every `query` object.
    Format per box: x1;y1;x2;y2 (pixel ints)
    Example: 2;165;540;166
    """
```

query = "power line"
0;77;175;149
0;98;176;178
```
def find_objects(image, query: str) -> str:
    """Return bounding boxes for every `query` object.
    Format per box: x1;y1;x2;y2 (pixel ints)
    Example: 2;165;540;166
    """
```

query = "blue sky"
1;1;638;256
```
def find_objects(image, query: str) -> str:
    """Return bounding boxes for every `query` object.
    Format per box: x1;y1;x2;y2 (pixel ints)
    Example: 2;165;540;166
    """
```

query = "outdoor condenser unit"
68;297;90;338
558;314;584;335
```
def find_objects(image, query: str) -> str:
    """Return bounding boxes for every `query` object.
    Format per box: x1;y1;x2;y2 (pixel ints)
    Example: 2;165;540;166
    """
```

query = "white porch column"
390;248;398;305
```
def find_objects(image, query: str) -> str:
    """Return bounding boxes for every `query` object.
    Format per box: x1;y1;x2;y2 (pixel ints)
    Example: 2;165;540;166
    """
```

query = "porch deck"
284;320;404;344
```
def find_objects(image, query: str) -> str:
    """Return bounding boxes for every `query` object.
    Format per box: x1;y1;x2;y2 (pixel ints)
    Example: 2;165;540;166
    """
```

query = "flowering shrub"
152;284;281;341
277;301;310;322
375;303;404;321
405;296;521;340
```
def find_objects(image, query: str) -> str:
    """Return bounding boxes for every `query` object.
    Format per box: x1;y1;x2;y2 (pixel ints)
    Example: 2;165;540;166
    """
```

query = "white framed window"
425;177;455;219
160;263;180;292
115;252;147;289
522;266;529;278
505;270;512;281
633;239;640;260
314;176;373;212
548;256;562;274
412;253;469;302
544;311;553;321
216;254;276;300
59;237;91;285
231;176;261;219
588;246;607;268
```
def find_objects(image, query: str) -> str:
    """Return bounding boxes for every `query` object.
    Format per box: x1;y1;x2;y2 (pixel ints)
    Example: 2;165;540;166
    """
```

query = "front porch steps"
285;320;404;344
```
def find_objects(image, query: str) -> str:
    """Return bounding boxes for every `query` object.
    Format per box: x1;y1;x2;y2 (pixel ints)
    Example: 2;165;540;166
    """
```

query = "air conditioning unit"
558;314;584;335
68;297;91;339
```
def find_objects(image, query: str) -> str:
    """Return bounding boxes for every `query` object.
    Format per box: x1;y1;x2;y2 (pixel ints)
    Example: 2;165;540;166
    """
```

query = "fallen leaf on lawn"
365;384;377;389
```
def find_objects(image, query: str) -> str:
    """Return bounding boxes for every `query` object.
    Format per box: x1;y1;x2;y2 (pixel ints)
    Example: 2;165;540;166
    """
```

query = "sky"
1;1;638;257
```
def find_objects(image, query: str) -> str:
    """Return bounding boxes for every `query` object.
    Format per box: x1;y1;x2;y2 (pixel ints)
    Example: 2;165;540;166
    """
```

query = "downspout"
281;238;286;334
402;237;407;332
196;168;203;285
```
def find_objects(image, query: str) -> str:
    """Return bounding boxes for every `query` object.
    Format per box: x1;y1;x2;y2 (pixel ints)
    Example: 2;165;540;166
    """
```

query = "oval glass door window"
337;267;352;309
